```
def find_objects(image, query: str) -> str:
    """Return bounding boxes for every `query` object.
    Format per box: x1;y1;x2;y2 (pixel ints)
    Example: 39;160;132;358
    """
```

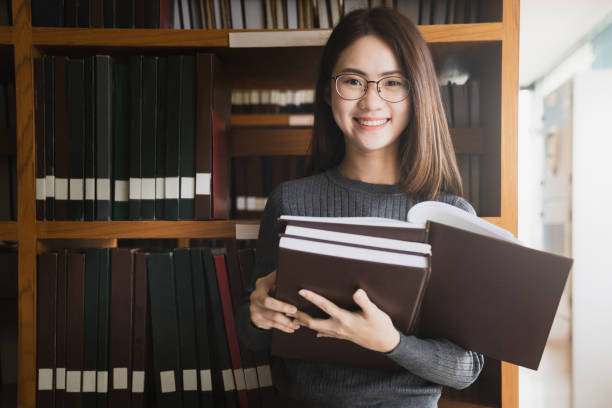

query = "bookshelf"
8;0;520;407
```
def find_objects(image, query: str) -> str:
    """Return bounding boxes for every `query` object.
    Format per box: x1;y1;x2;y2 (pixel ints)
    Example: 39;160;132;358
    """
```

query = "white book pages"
284;225;431;254
280;214;422;228
279;236;429;268
407;201;519;244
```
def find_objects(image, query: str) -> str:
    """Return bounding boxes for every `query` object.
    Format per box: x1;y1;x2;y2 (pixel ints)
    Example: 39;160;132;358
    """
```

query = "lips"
354;117;390;128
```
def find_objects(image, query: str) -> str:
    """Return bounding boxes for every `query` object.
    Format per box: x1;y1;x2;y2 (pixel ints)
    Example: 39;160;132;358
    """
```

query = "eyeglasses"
331;73;410;103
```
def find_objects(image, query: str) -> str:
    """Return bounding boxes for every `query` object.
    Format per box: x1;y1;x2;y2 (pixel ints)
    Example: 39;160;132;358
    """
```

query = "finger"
352;288;376;315
259;295;298;315
298;289;344;318
254;311;300;333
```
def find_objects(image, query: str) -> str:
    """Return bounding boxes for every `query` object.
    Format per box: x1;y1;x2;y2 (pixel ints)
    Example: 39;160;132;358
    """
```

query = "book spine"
82;249;101;406
34;58;46;220
131;252;150;408
37;252;58;408
65;251;86;407
84;57;96;221
112;61;129;220
116;0;135;27
179;55;196;220
78;0;92;27
67;58;85;221
104;0;116;27
159;0;170;28
95;56;113;221
91;0;105;27
147;252;183;406
108;248;135;407
194;54;212;220
129;55;143;220
96;249;111;407
144;0;160;27
54;56;69;221
135;0;145;27
141;56;158;220
164;55;182;220
155;57;168;220
65;0;78;27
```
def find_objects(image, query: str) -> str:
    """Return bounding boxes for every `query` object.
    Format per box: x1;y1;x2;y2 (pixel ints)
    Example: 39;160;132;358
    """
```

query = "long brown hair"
309;7;463;199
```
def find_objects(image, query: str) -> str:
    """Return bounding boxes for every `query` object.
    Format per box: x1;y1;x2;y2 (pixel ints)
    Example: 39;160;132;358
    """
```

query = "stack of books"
272;201;573;371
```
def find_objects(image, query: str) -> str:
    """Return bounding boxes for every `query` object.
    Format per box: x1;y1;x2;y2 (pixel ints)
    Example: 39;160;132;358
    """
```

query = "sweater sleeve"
381;193;484;389
235;184;284;351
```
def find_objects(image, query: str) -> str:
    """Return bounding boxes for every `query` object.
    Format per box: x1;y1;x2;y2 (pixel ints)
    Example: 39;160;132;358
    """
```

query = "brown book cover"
271;216;573;370
91;0;104;26
54;56;69;221
108;248;136;407
37;252;57;407
65;251;86;408
131;252;150;408
55;249;68;408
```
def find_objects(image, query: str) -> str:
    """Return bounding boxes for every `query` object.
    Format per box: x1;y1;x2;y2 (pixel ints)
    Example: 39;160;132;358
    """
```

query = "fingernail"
299;289;308;297
293;323;300;330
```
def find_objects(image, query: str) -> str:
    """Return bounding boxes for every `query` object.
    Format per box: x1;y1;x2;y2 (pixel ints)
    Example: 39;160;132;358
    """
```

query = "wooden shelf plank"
229;127;485;156
231;114;314;127
0;222;17;241
37;220;259;239
420;23;503;43
32;28;229;47
0;26;12;44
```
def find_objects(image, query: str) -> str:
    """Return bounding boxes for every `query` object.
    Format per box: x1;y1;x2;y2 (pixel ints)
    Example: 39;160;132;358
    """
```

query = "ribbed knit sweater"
235;167;484;408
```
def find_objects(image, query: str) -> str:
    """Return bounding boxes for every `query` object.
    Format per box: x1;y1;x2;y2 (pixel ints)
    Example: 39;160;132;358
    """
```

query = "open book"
272;201;572;371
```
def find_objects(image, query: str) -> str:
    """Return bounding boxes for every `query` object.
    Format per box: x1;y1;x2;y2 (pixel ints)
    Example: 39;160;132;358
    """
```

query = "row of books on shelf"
34;53;232;221
0;0;9;26
0;79;16;221
37;244;270;408
30;0;484;30
231;89;315;114
0;244;17;390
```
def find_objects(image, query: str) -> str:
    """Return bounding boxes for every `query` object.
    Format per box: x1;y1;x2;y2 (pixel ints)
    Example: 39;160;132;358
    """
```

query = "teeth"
358;119;388;126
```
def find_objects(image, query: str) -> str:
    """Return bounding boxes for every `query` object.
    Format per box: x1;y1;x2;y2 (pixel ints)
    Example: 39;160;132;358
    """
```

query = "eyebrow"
338;68;404;77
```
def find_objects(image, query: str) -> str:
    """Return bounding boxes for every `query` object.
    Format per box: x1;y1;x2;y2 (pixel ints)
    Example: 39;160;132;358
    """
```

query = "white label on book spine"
38;368;53;391
55;178;68;200
69;178;84;200
155;178;165;199
113;367;128;390
45;175;55;197
165;177;179;199
195;173;211;195
233;368;246;391
181;177;195;199
85;178;95;200
288;114;314;127
244;367;259;390
36;178;46;200
246;196;256;211
56;368;66;389
141;178;155;200
114;180;129;202
129;178;142;200
200;369;212;392
66;370;81;393
82;371;96;392
255;197;267;211
160;370;176;393
97;178;111;201
183;369;197;391
97;371;108;393
222;369;236;391
132;371;145;393
236;196;246;211
256;365;273;387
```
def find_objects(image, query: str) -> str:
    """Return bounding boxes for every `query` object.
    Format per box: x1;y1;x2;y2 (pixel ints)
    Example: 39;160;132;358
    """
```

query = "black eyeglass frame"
331;73;411;103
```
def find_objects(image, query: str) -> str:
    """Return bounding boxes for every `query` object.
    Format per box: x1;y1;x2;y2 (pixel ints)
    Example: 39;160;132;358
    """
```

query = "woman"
235;7;484;408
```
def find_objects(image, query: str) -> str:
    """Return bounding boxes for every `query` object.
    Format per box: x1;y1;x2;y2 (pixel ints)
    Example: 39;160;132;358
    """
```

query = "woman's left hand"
293;288;401;353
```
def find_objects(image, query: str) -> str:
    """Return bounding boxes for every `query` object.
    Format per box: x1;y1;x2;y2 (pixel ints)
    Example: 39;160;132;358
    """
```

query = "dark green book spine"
129;55;143;220
84;57;96;221
164;56;182;220
112;61;129;220
95;55;113;220
43;56;55;220
67;58;85;220
155;57;167;220
141;56;158;220
147;252;183;407
83;249;100;406
178;55;195;220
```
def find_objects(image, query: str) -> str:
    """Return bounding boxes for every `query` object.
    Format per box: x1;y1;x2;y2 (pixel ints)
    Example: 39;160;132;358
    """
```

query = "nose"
358;81;384;111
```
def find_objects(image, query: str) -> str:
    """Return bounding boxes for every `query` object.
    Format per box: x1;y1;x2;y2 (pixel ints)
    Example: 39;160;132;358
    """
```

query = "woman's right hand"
249;270;301;333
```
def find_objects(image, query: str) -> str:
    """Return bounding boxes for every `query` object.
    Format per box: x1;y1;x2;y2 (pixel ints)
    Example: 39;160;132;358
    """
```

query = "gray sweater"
235;167;484;408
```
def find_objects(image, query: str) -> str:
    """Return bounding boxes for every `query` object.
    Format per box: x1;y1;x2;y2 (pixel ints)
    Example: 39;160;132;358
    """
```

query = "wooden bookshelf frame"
8;0;520;406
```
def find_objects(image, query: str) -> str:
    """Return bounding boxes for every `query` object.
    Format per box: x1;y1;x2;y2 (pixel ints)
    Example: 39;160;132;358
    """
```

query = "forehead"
333;35;401;76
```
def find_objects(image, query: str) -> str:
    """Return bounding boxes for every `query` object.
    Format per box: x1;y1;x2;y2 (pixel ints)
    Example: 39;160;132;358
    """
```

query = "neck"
338;148;400;185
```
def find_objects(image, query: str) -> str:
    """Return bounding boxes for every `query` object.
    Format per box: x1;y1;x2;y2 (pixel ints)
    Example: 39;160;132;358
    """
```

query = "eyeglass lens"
335;74;409;102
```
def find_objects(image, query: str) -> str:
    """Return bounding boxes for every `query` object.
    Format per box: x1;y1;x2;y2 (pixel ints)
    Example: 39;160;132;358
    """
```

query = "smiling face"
330;34;411;158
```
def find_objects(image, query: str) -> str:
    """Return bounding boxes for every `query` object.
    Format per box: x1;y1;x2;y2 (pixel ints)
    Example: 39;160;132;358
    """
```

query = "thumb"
353;289;376;314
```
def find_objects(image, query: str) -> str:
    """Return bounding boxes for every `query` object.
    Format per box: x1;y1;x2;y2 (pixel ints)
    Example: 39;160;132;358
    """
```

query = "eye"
341;75;364;87
383;78;407;88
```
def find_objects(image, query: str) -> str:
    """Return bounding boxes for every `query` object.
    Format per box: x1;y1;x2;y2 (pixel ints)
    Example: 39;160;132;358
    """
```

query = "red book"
159;0;170;28
213;253;249;408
